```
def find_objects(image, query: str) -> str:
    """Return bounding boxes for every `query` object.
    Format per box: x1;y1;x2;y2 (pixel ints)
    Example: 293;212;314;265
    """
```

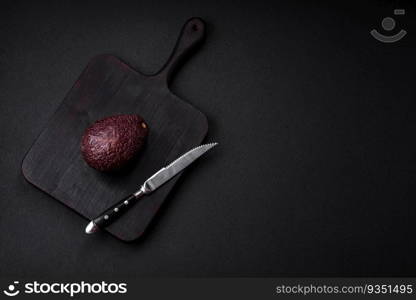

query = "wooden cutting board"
21;18;208;241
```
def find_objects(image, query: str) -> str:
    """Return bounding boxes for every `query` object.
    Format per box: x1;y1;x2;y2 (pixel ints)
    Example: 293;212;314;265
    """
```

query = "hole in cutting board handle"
155;17;206;85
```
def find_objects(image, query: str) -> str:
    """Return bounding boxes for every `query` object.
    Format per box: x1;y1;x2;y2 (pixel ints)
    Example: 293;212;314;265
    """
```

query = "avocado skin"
81;114;148;172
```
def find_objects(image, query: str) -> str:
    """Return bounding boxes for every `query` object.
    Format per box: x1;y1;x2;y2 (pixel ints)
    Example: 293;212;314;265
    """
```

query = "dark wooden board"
21;18;208;241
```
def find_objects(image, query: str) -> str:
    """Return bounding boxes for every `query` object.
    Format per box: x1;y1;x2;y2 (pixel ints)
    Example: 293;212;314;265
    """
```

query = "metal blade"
135;143;217;195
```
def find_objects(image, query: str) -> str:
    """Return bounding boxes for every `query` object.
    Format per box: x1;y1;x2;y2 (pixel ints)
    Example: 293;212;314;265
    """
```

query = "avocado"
80;114;148;172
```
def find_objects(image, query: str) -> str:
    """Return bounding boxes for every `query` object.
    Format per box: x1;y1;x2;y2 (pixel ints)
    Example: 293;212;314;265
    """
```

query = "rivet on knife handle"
85;191;144;234
85;142;218;234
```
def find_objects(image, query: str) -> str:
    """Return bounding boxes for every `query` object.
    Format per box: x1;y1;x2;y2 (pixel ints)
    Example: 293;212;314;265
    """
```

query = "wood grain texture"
21;18;208;241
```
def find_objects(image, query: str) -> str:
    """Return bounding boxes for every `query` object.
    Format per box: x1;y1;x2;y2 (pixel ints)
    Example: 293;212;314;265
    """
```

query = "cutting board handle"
155;17;206;85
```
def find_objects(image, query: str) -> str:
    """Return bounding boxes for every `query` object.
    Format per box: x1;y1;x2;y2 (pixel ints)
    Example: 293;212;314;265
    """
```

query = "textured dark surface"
21;18;208;241
1;0;416;276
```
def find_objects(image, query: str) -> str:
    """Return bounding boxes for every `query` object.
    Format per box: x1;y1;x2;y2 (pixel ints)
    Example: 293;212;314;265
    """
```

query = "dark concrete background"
0;0;415;277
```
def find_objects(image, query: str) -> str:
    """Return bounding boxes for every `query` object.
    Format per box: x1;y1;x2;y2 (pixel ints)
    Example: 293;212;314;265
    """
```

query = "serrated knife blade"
85;142;218;234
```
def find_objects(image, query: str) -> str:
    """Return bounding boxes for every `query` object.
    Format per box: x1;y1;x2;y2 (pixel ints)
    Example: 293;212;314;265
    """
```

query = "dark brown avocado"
81;114;148;172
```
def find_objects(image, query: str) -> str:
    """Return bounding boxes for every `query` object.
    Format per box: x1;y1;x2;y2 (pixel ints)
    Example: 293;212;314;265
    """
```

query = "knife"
85;142;218;234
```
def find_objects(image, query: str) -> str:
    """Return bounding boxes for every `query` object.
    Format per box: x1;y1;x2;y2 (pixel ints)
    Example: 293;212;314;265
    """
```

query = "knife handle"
85;191;144;234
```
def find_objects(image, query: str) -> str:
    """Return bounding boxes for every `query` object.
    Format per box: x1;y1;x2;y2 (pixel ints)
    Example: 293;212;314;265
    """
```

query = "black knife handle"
92;191;144;229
